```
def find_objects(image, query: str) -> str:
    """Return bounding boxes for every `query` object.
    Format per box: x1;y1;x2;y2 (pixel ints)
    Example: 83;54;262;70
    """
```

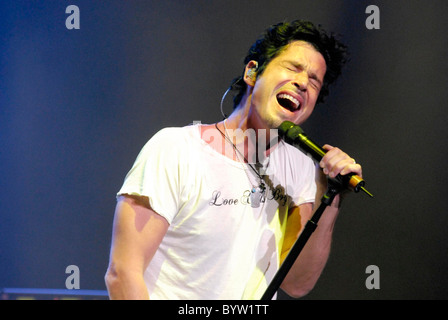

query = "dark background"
1;0;447;300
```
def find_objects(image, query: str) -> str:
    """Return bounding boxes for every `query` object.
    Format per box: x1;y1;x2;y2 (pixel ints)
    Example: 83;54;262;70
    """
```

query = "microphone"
278;121;373;197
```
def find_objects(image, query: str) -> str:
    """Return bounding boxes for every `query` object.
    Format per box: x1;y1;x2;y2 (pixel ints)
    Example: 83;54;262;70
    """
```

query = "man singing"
105;20;362;299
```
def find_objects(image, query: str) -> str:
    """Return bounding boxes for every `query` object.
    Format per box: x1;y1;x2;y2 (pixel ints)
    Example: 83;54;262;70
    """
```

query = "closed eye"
309;77;322;90
283;62;322;90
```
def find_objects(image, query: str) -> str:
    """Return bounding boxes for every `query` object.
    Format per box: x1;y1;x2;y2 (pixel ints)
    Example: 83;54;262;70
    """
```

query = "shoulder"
143;125;200;149
151;126;193;141
134;125;205;167
277;140;316;168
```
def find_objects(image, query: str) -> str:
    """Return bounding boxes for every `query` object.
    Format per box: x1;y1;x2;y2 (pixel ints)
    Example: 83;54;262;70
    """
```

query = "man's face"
247;40;327;130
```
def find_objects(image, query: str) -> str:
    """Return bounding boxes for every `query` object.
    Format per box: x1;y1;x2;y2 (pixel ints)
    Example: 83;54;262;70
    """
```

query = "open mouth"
277;93;301;112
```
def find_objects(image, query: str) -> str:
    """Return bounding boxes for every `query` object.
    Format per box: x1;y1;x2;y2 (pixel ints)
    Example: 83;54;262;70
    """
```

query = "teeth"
278;93;300;109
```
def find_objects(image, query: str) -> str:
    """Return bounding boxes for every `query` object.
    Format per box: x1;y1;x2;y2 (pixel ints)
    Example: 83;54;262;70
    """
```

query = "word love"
209;188;287;207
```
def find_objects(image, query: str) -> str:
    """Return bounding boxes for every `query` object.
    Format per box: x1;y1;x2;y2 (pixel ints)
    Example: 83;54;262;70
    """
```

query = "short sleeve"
287;148;317;207
293;158;317;207
117;128;187;224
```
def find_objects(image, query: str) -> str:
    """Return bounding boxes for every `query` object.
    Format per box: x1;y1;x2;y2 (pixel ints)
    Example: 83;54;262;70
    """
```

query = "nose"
293;72;309;92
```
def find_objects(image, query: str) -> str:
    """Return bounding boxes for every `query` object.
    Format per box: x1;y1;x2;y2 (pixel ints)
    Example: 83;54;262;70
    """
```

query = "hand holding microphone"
278;121;373;197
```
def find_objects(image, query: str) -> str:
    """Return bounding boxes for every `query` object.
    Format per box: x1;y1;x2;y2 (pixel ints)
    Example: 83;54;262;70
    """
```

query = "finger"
319;144;335;169
321;147;361;178
340;162;363;177
320;147;347;177
321;144;334;152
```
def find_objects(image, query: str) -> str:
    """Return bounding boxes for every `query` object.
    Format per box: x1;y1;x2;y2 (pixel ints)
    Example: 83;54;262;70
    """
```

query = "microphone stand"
260;177;344;300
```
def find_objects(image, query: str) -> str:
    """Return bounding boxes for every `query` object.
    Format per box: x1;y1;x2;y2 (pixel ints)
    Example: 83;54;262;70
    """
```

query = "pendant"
250;184;265;208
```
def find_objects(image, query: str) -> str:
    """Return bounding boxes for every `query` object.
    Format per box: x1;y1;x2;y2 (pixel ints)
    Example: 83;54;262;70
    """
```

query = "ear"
243;60;259;87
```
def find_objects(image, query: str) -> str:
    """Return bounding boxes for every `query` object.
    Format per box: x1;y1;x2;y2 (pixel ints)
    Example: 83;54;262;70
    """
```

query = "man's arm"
280;145;362;298
104;195;169;300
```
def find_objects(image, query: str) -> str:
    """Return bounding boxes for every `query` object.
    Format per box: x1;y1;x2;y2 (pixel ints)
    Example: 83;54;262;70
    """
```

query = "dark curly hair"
230;20;348;108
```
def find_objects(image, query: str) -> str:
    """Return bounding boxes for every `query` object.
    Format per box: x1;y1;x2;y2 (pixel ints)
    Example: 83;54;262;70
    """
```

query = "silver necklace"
215;121;268;208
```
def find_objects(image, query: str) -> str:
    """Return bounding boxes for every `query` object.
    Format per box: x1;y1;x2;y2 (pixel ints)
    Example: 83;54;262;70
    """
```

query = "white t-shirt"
117;124;316;299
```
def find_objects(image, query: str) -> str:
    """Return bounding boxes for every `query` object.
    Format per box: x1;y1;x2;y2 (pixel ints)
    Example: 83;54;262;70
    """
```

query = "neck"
221;96;280;163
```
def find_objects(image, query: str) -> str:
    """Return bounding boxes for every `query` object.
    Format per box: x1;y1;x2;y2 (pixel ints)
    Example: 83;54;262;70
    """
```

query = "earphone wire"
220;86;231;119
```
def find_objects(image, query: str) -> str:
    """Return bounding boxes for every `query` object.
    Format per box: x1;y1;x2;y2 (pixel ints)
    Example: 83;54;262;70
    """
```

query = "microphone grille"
285;124;305;141
278;121;296;139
